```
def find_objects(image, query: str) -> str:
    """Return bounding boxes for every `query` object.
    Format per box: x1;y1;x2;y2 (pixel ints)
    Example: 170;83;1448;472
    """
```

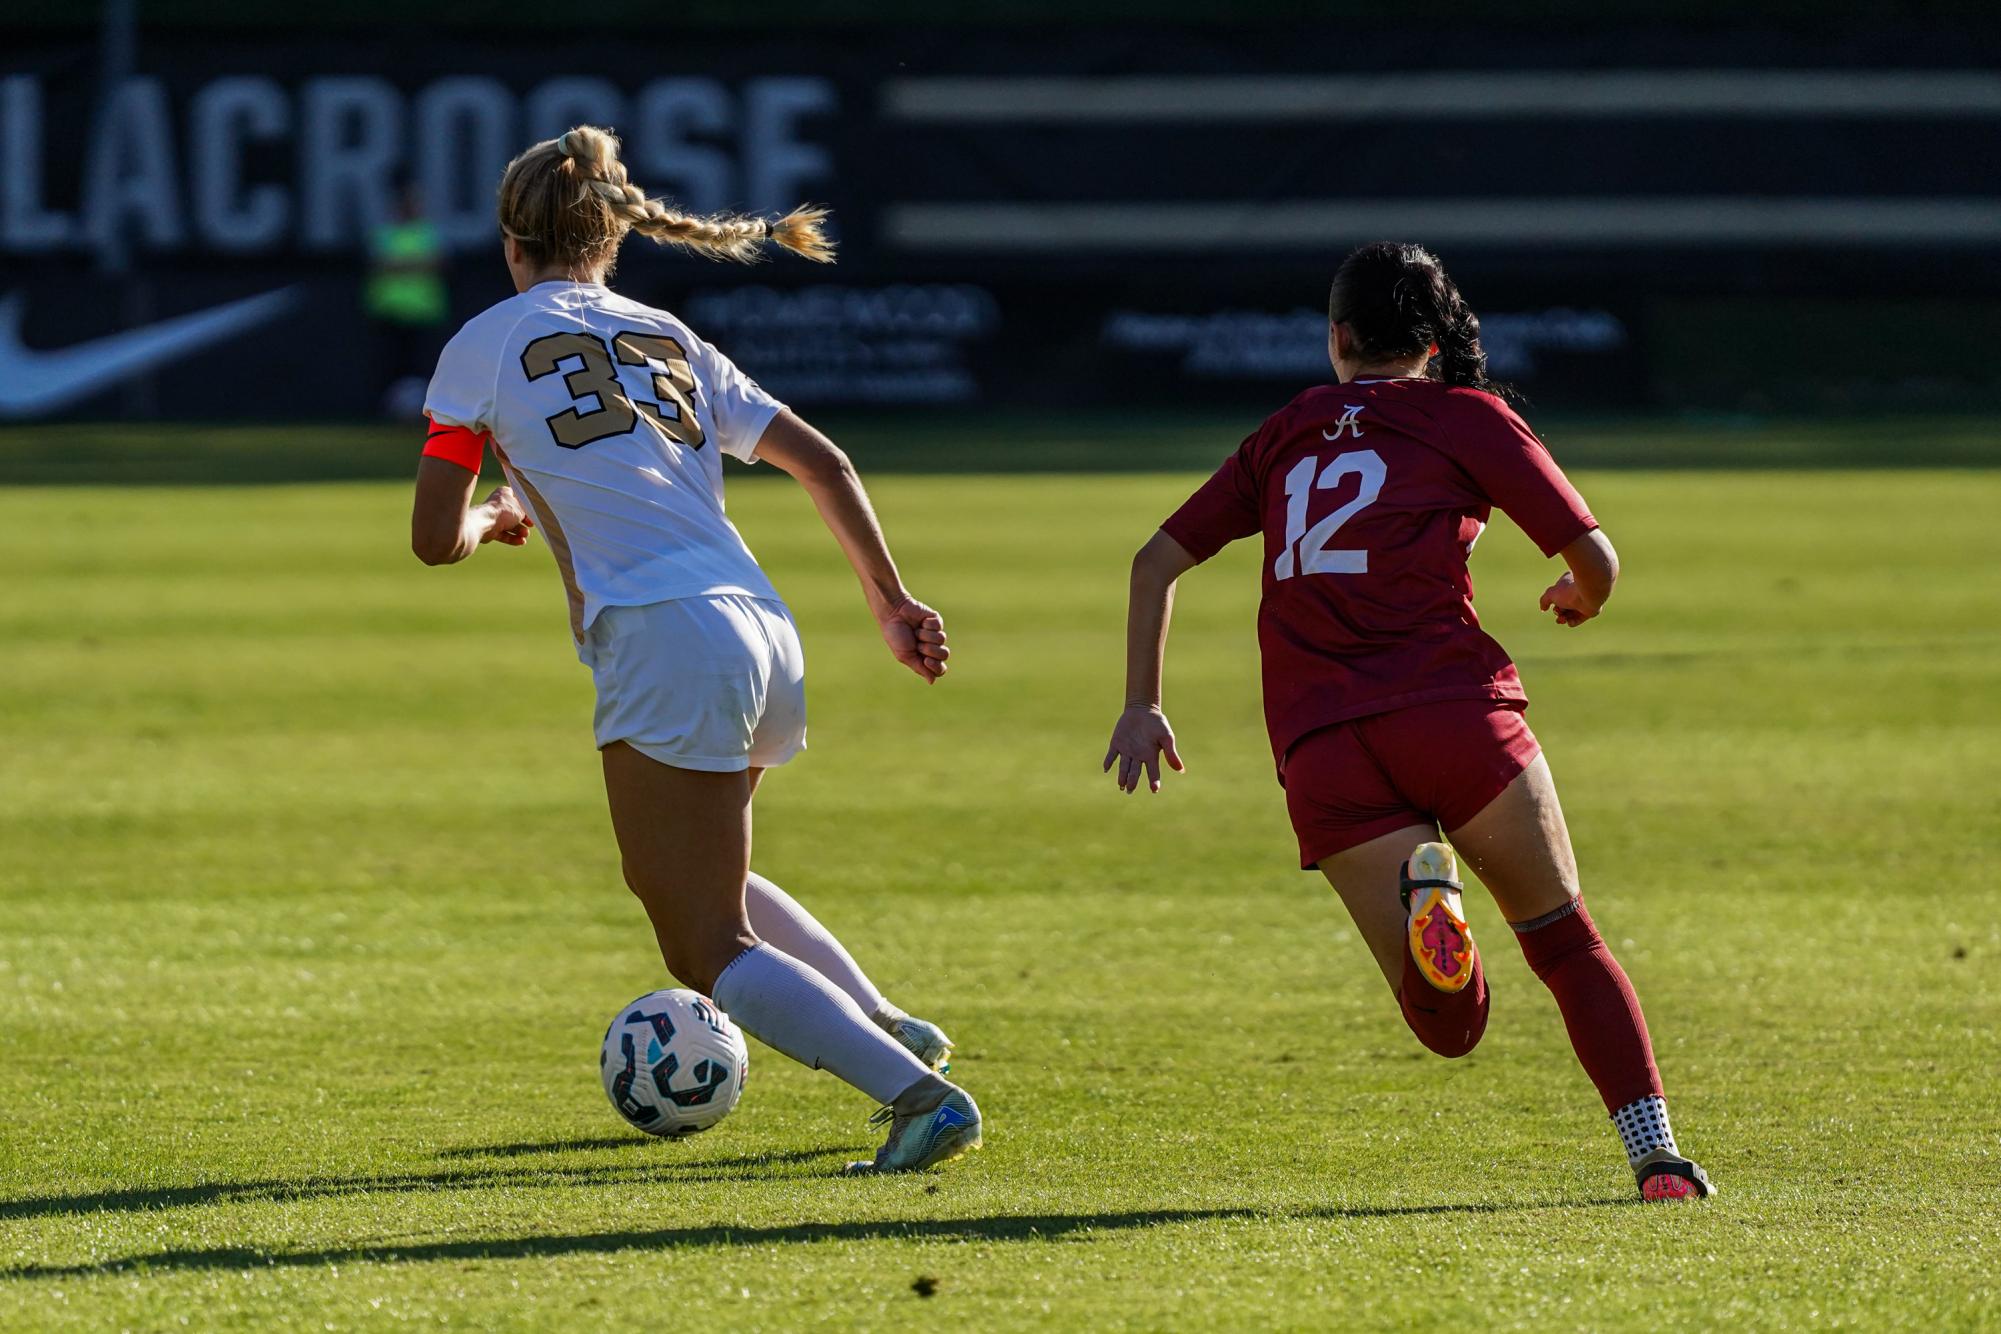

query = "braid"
500;125;837;273
591;181;775;263
552;127;747;262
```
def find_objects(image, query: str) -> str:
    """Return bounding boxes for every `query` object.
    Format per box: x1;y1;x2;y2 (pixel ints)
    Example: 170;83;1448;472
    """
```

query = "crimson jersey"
1160;378;1595;769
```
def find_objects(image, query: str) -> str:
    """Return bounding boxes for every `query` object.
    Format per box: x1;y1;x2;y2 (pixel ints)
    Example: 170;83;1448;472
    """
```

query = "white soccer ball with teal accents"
600;989;748;1137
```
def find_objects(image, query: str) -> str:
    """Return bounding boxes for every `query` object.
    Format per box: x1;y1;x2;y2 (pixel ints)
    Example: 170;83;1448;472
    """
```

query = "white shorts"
581;595;807;773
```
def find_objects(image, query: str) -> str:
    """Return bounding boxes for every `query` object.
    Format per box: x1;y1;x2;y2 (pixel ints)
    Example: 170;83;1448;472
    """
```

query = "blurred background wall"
3;1;1998;422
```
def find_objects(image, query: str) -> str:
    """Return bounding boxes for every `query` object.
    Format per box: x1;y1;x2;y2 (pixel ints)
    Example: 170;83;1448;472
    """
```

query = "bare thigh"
1317;822;1440;991
1444;753;1578;924
601;741;759;994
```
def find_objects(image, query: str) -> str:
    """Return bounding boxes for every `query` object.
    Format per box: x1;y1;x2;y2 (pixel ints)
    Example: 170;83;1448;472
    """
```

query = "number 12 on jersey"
1275;450;1386;580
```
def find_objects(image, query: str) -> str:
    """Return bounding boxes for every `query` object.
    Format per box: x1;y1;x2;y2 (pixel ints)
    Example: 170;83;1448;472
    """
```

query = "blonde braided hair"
498;125;834;276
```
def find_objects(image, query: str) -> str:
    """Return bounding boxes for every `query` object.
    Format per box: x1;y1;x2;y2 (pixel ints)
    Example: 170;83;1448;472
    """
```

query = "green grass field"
2;422;1998;1330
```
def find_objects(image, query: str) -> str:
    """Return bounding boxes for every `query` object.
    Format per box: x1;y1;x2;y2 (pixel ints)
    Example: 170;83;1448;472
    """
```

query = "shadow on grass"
434;1136;842;1161
0;1144;864;1223
1;1199;1634;1281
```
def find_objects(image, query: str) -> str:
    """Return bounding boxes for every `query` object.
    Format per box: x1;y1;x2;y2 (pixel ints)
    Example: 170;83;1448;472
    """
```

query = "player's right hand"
1104;704;1185;794
480;485;535;547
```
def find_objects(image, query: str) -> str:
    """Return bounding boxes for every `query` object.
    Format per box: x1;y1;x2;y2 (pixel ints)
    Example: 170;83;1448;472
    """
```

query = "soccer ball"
599;989;749;1137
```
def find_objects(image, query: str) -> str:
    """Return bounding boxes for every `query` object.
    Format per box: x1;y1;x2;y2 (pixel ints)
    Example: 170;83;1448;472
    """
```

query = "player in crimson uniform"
1104;243;1712;1201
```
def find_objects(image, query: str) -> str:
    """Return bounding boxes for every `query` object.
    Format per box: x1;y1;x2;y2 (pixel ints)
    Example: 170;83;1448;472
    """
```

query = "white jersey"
424;280;784;642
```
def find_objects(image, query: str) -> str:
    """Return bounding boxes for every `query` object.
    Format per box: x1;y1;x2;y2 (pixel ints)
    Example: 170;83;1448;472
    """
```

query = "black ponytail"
1329;242;1516;401
1435;300;1492;394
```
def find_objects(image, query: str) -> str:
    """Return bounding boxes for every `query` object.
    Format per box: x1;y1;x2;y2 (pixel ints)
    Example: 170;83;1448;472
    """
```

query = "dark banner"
4;25;1999;419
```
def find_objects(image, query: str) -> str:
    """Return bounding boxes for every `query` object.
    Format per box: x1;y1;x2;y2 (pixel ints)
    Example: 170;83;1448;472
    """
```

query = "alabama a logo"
1321;405;1365;440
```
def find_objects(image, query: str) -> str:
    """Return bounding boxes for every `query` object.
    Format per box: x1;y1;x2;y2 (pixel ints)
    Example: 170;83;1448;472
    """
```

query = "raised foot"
1402;841;1474;994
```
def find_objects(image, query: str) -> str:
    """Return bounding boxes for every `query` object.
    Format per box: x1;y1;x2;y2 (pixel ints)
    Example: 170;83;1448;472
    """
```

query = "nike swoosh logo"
0;287;299;417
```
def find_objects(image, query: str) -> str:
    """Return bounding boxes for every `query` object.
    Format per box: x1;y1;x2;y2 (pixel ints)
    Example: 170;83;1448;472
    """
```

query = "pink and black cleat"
1634;1147;1716;1201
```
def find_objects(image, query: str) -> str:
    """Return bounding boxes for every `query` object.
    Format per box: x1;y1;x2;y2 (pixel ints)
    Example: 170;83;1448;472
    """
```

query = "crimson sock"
1398;947;1489;1058
1512;898;1663;1111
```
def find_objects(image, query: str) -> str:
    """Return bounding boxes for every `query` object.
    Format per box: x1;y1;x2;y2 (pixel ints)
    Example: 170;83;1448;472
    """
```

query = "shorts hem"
601;738;751;773
745;741;806;770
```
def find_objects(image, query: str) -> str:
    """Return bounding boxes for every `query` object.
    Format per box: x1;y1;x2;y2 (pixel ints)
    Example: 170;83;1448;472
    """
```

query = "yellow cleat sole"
1408;891;1475;993
1404;843;1474;994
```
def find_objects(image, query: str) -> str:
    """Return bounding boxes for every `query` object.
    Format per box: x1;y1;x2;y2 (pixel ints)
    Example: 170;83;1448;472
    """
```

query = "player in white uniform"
409;126;980;1174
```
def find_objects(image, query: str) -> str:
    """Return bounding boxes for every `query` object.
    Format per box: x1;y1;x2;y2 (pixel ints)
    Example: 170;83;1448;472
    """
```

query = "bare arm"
1122;529;1199;709
751;409;948;683
1103;530;1199;793
410;456;533;566
1540;527;1620;626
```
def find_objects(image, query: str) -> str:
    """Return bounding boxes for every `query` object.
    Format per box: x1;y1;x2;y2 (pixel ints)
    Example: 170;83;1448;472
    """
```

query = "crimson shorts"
1282;699;1541;869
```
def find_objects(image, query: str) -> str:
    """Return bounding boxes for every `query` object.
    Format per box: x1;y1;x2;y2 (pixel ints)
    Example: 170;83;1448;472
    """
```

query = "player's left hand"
879;595;950;683
1540;571;1600;627
1104;704;1185;794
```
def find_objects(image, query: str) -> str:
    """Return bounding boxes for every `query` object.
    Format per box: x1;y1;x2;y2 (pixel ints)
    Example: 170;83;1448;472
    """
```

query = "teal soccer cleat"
880;1013;955;1072
844;1078;983;1175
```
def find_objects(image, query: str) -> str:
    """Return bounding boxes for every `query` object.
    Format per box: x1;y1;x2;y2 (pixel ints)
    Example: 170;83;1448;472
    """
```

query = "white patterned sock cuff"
1613;1094;1678;1167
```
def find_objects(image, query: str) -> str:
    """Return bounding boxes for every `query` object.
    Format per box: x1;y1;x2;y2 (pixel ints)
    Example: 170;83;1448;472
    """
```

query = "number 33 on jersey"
521;329;707;450
423;280;788;642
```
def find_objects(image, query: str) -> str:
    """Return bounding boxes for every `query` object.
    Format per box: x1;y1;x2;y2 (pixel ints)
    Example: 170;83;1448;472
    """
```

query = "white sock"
743;872;891;1017
1613;1094;1679;1166
711;943;929;1105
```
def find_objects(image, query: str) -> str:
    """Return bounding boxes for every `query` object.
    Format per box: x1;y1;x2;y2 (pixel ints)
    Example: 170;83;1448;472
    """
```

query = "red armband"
422;418;488;473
